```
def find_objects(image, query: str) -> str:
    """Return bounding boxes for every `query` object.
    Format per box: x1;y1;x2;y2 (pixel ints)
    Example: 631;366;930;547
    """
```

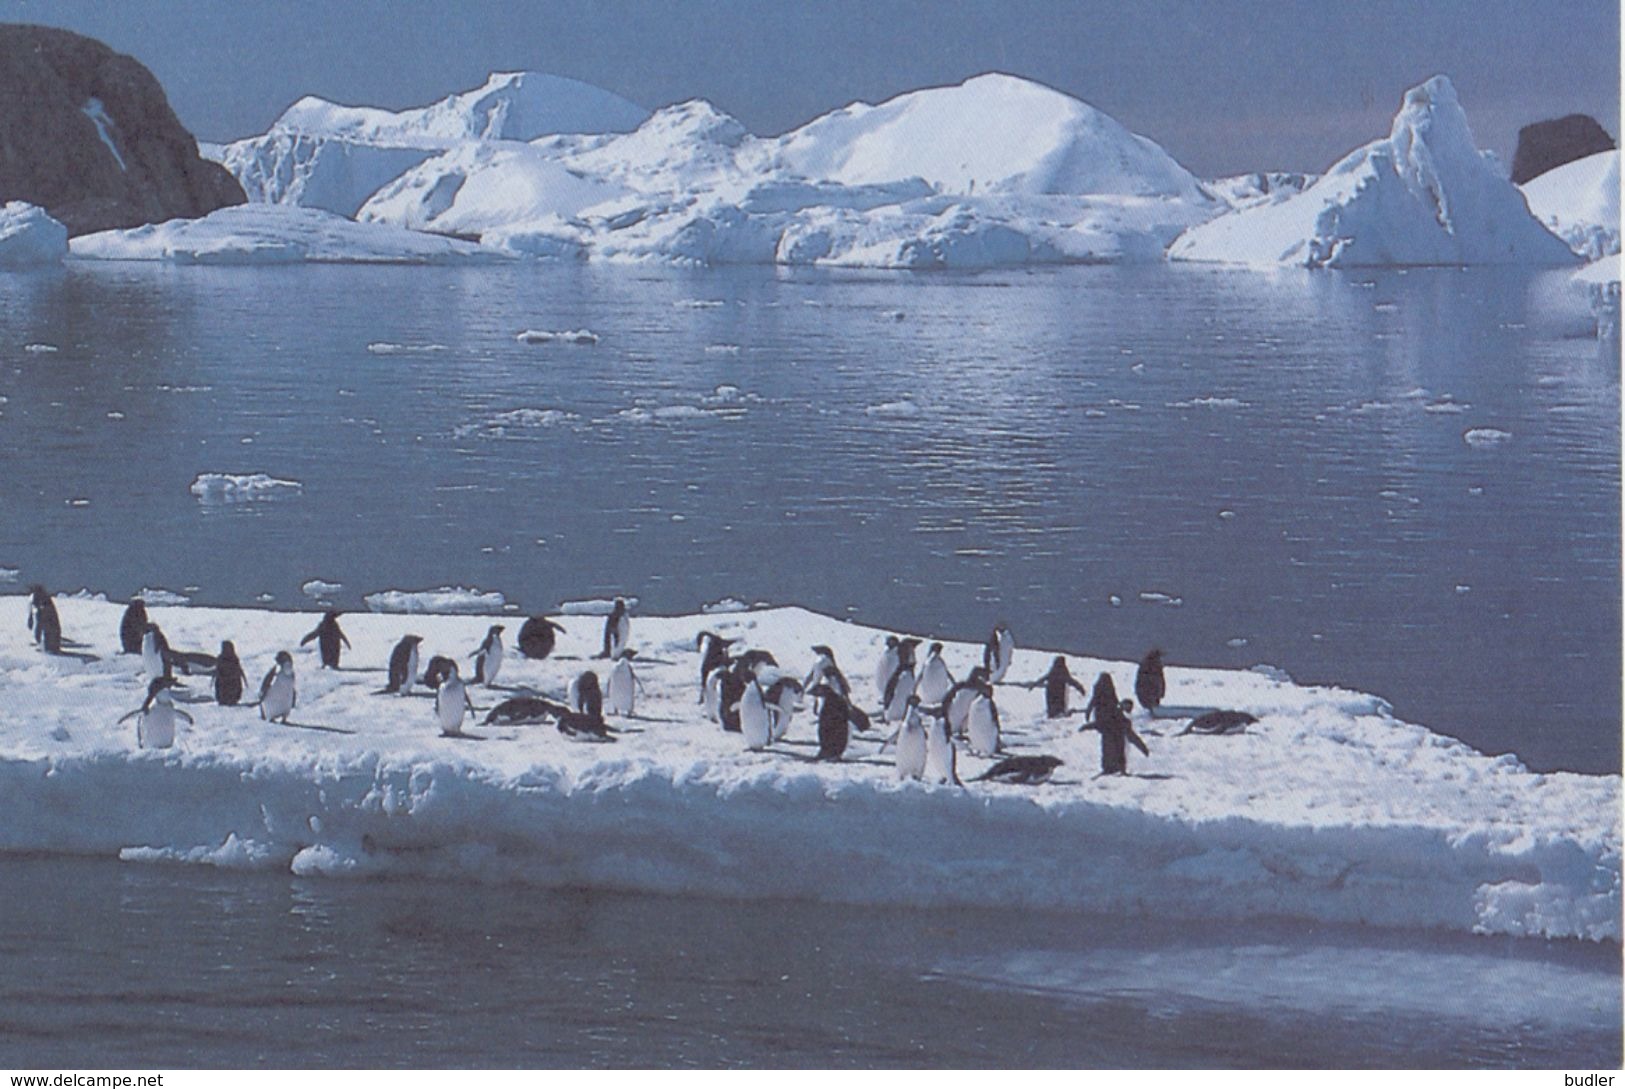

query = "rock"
0;24;244;235
1510;114;1616;185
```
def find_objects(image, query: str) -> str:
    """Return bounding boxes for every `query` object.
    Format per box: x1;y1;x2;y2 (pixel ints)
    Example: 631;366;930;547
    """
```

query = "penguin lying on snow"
484;695;571;725
973;755;1063;786
1179;710;1258;736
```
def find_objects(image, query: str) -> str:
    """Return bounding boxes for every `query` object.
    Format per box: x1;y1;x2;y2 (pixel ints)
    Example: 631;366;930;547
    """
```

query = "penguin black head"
1120;699;1135;713
325;610;342;621
144;622;159;633
275;650;294;667
613;597;626;609
220;640;237;657
143;675;185;708
404;634;424;645
129;596;147;611
884;636;899;649
969;665;990;681
440;661;461;681
29;584;48;602
489;624;505;634
618;648;638;660
900;638;922;649
928;642;943;656
810;644;835;659
1146;648;1163;662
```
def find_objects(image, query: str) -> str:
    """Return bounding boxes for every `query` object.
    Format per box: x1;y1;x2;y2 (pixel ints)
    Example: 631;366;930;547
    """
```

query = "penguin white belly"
261;673;295;722
483;641;503;685
703;670;723;722
895;717;927;780
770;691;796;741
568;675;585;713
993;632;1015;683
916;658;953;704
141;635;163;680
924;723;957;785
740;685;772;750
874;650;898;699
883;668;914;722
947;687;976;737
402;645;419;696
138;706;177;749
611;616;630;657
967;695;999;755
436;679;467;735
607;661;636;716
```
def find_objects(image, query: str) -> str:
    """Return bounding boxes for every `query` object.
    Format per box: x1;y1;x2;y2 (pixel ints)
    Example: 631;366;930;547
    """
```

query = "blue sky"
2;0;1617;175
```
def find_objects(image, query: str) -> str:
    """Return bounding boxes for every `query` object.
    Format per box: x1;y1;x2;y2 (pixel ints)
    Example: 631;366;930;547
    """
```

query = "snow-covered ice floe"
0;596;1616;941
189;472;304;502
362;586;508;613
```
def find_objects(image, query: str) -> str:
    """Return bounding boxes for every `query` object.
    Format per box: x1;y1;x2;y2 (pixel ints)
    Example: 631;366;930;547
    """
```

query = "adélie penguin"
435;661;477;737
915;642;954;704
471;624;505;686
1031;656;1088;718
119;597;148;655
738;678;775;751
695;630;735;703
27;585;62;654
764;676;802;741
119;676;193;750
808;683;863;761
421;655;457;690
141;624;171;680
258;651;297;724
881;695;929;781
597;597;630;659
882;662;915;723
923;707;962;786
973;755;1063;786
516;616;565;660
300;610;350;669
966;687;1003;755
607;649;642;716
385;635;423;695
984;623;1015;684
1135;648;1166;713
214;641;246;706
569;670;604;720
802;645;850;700
945;667;989;738
873;636;901;700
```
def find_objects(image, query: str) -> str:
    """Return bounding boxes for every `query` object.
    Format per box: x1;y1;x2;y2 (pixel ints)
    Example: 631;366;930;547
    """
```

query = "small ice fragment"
66;498;89;507
255;592;275;602
1249;663;1294;683
24;343;57;353
190;473;303;502
0;566;17;582
1463;427;1511;448
137;587;190;605
1139;591;1183;607
301;579;343;599
106;411;124;420
1225;637;1249;648
701;597;749;614
1108;594;1123;607
865;399;924;418
1455;585;1471;594
516;328;599;345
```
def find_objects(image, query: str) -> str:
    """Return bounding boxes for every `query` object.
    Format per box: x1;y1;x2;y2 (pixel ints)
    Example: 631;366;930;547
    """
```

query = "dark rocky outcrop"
1510;114;1616;185
0;24;243;235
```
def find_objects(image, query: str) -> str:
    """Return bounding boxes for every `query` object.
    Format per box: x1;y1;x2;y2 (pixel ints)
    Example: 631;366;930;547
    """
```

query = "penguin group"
21;584;1254;783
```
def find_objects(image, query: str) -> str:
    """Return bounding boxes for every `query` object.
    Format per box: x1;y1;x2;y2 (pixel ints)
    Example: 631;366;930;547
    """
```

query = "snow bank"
70;205;500;265
0;596;1616;942
362;586;507;614
0;201;68;267
1171;77;1579;267
188;472;303;501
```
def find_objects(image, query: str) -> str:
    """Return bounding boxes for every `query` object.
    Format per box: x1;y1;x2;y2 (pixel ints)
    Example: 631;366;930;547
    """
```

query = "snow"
80;98;127;172
1574;253;1621;286
188;472;304;501
1520;151;1620;261
1171;77;1579;267
362;586;507;614
0;595;1616;942
0;202;68;267
1204;171;1316;210
219;134;438;218
69;205;500;265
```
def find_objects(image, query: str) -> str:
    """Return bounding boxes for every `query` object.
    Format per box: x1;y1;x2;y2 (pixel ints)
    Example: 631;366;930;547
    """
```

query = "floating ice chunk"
701;597;750;614
516;328;599;345
704;344;741;354
105;411;125;420
363;586;508;614
674;299;724;309
1462;427;1512;448
0;566;17;582
1423;399;1469;414
1226;637;1250;648
366;342;449;355
1108;594;1123;607
1168;396;1249;409
137;587;191;606
301;579;343;599
120;833;282;871
190;473;304;502
1249;663;1294;683
66;498;90;507
1138;591;1183;607
456;407;581;438
1455;585;1471;594
255;592;275;602
865;399;924;418
560;596;640;615
1218;509;1236;520
23;343;57;353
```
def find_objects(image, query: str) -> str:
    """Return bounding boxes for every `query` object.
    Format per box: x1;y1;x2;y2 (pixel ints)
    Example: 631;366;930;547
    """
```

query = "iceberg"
0;201;68;266
188;472;303;501
1520;150;1620;261
0;595;1616;942
1170;77;1579;267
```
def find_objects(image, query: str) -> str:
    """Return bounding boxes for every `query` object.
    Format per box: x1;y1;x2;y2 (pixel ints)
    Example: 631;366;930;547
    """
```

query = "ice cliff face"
0;24;243;235
1520;150;1620;261
1170;76;1578;268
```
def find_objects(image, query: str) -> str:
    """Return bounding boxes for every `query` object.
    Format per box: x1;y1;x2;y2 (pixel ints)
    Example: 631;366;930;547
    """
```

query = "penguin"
808;683;862;761
945;667;989;738
915;642;954;704
421;655;457;691
703;667;725;722
882;661;915;723
213;640;246;706
1135;649;1166;713
516;616;566;660
984;623;1015;683
166;647;218;676
735;648;779;675
1033;656;1089;718
1180;710;1258;736
965;687;1003;756
119;597;148;655
882;695;929;781
568;670;604;721
607;649;642;716
1083;671;1121;725
717;663;748;733
696;630;735;702
471;624;505;686
119;676;193;750
873;636;901;699
922;707;962;786
764;676;802;741
27;585;62;654
257;651;297;725
1081;672;1148;775
300;610;350;669
484;695;571;726
802;644;850;700
385;634;423;695
738;678;775;751
435;662;476;737
597;597;630;659
141;623;171;680
973;755;1063;786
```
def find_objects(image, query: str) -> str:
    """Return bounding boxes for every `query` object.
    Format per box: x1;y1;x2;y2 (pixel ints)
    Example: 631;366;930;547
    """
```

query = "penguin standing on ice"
882;658;916;723
873;636;901;699
809;683;864;761
597;598;630;659
923;707;962;786
471;624;505;686
435;661;477;737
27;586;62;654
214;641;247;706
882;695;929;781
738;678;776;751
1081;672;1149;775
1029;656;1089;718
517;616;566;660
141;623;172;680
300;610;350;669
607;649;643;716
421;655;457;690
257;651;297;725
802;645;850;700
569;670;604;721
119;676;193;750
764;676;802;741
1135;649;1166;714
717;662;749;732
695;631;735;702
965;683;1003;756
983;623;1015;684
384;634;423;695
119;597;148;655
915;642;954;704
944;666;989;738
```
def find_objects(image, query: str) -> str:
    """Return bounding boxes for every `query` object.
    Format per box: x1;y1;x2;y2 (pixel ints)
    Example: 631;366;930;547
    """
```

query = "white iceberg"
363;586;507;614
0;202;68;267
1520;150;1619;261
189;472;304;501
1171;77;1579;267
